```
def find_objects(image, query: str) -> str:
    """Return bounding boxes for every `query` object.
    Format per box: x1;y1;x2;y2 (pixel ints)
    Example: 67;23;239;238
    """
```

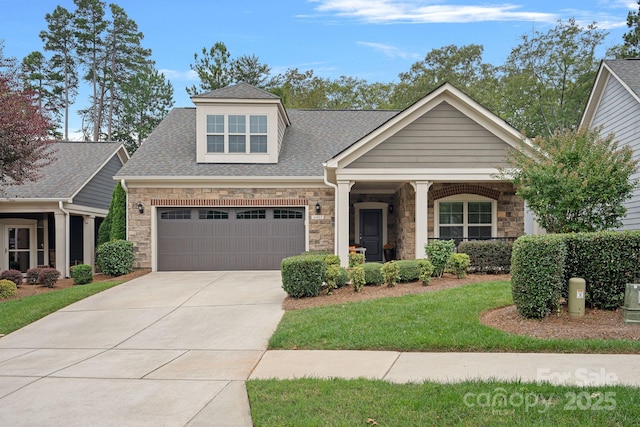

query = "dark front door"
360;209;382;262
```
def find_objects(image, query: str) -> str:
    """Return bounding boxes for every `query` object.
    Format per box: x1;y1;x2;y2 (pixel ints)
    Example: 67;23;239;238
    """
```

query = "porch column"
413;181;432;259
83;215;95;272
336;180;353;268
53;211;68;277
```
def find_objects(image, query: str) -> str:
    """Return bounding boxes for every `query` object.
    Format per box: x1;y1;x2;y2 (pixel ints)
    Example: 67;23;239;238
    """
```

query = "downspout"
120;179;128;239
58;201;70;278
322;163;339;254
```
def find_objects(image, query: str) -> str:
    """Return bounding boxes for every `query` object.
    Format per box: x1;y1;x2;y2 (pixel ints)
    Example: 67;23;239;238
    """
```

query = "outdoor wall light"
137;202;144;214
389;204;394;213
315;202;321;214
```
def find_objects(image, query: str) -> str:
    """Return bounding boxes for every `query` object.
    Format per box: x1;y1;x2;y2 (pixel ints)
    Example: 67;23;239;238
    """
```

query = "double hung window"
206;114;267;154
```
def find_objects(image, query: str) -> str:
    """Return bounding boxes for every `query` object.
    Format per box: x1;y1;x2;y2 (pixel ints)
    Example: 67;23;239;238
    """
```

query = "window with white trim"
436;196;496;240
205;114;268;154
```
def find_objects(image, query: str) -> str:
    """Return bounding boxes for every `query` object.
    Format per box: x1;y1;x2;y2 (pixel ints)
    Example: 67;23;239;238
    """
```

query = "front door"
5;226;34;272
359;209;382;261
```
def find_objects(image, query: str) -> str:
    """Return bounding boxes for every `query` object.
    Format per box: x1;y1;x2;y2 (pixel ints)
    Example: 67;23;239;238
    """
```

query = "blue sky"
0;0;636;138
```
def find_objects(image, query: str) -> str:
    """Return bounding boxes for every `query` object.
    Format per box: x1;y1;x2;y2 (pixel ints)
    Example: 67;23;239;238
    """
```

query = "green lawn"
247;378;639;426
269;280;640;353
0;280;126;335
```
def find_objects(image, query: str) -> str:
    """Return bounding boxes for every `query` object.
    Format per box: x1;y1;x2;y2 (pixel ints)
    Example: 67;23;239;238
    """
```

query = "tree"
499;127;638;233
230;54;270;87
97;182;126;245
500;19;607;137
608;1;640;58
39;5;78;140
186;42;231;96
0;41;54;186
112;64;174;154
267;68;328;108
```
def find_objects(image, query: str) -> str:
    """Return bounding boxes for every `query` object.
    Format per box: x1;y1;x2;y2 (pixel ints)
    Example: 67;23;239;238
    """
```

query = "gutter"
58;201;71;278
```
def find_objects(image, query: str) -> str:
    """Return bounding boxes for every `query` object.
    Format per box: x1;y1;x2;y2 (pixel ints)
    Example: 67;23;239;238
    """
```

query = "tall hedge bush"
511;235;566;319
96;239;134;276
281;254;326;298
458;240;512;273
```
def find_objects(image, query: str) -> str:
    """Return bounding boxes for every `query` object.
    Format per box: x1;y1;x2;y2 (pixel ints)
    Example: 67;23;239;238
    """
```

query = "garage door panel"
157;207;305;271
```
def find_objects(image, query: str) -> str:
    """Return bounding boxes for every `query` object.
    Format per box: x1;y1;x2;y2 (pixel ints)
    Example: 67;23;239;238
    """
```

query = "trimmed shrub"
362;262;384;285
458;240;512;274
381;261;400;287
0;269;23;287
425;239;456;277
417;259;435;285
511;235;566;319
0;279;17;298
325;264;349;293
325;254;341;266
349;266;365;292
447;253;471;279
394;260;421;282
349;253;364;268
281;254;325;298
25;268;40;285
71;264;93;285
38;268;61;288
96;240;135;276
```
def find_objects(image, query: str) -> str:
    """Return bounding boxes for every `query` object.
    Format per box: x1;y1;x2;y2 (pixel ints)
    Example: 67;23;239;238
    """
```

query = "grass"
0;280;126;335
269;280;640;353
247;378;640;426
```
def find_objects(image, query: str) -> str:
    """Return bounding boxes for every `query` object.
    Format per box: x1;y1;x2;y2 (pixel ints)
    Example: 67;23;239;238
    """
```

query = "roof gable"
326;83;526;169
191;82;280;100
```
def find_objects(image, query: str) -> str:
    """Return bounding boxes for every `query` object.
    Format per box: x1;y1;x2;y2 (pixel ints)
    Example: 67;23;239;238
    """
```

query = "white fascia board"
336;168;502;182
580;62;609;129
64;204;109;216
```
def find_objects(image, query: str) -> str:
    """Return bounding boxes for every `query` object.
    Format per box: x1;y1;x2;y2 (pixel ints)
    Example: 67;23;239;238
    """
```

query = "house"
0;142;129;277
116;82;528;271
581;58;640;230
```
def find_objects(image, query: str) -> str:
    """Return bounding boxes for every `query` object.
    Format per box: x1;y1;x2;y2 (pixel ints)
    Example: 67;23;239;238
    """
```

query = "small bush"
349;266;365;292
511;235;566;319
96;240;134;276
381;261;400;287
0;279;17;298
458;240;512;274
0;269;23;287
417;259;435;285
25;268;40;285
425;239;456;277
362;263;384;285
447;253;471;278
281;254;326;298
349;253;364;268
325;264;349;294
71;264;93;285
394;260;421;282
325;254;341;266
38;268;61;288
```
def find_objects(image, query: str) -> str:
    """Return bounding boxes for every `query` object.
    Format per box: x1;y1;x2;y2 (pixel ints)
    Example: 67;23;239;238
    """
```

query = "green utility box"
622;283;640;324
568;277;585;318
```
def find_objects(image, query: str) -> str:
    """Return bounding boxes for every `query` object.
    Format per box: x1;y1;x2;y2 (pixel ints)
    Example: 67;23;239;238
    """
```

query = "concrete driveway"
0;271;286;427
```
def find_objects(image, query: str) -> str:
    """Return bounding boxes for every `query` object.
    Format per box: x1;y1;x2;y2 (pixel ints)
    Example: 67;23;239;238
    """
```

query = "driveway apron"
0;271;286;427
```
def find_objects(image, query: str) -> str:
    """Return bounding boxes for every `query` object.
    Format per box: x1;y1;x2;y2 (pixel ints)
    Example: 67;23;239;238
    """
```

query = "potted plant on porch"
383;243;396;262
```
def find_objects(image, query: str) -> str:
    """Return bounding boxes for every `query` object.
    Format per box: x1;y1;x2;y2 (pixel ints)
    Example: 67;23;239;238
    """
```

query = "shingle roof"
2;142;124;199
606;59;640;98
116;108;399;178
191;82;280;100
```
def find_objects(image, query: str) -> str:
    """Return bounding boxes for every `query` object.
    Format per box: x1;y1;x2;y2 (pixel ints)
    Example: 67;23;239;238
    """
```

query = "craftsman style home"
116;83;529;271
581;58;640;230
0;142;128;277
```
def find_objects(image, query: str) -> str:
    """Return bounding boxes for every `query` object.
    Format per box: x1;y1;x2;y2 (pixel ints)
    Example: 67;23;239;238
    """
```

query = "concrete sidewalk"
251;350;640;387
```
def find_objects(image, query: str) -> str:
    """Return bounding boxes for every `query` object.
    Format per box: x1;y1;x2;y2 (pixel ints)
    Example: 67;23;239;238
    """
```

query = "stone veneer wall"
127;186;334;270
395;183;416;260
348;193;397;246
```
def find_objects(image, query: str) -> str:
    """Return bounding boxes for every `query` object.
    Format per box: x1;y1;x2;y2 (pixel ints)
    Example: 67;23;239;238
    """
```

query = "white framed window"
434;195;497;241
205;114;268;154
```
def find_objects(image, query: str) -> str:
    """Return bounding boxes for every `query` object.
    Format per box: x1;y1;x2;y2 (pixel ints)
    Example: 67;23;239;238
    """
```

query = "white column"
413;181;432;259
83;215;95;272
53;212;68;276
336;180;353;268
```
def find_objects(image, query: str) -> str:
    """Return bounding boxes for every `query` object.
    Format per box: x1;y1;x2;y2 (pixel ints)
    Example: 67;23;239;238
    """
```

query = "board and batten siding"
591;76;640;230
73;155;124;210
347;101;511;169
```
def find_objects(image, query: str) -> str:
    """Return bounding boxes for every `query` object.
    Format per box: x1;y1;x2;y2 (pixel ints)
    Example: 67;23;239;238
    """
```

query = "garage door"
157;207;305;271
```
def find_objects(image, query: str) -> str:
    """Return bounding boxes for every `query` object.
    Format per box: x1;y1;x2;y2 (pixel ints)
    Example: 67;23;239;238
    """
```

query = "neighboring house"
581;58;640;230
0;142;129;277
116;82;529;271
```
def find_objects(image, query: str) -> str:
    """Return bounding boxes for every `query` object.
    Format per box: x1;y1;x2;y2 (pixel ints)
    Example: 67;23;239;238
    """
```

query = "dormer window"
206;114;269;154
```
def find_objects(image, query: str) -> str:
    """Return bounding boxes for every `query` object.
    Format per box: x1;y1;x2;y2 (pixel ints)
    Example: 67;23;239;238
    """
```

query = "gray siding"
73;155;123;210
591;76;640;230
348;101;511;169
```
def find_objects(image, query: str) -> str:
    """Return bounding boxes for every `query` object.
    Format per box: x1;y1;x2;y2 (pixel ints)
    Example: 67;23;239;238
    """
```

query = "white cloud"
357;41;422;59
309;0;557;24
